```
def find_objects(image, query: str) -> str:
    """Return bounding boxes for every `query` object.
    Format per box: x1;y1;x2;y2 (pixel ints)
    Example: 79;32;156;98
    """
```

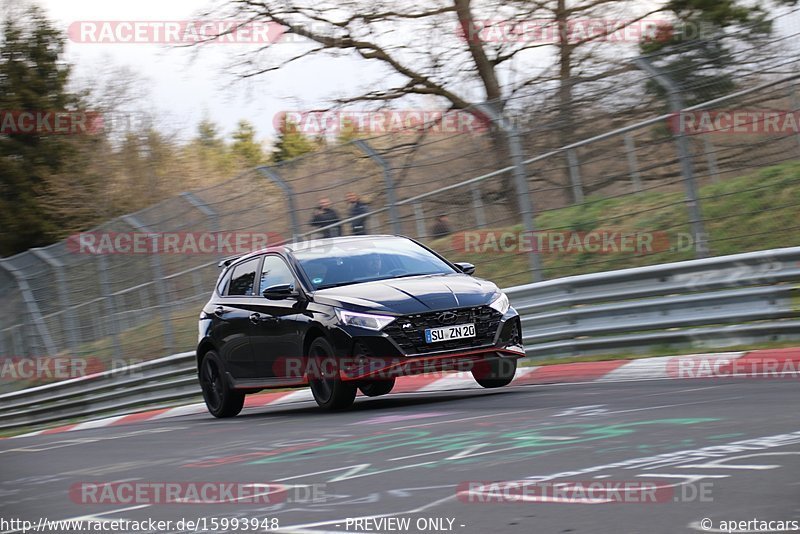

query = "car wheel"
359;378;396;397
199;350;245;418
472;358;517;388
307;337;357;410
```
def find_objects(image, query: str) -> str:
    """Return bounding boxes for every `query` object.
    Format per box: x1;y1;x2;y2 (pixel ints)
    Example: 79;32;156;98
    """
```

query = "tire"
199;350;245;418
307;337;357;410
359;378;396;397
472;358;517;388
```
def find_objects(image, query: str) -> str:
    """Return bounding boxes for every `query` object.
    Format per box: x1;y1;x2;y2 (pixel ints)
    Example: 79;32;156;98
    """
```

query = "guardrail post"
623;133;643;192
475;103;543;282
470;185;487;228
566;148;584;203
634;57;709;259
354;139;402;235
30;247;79;356
255;167;300;242
122;215;174;355
0;259;57;357
413;202;427;239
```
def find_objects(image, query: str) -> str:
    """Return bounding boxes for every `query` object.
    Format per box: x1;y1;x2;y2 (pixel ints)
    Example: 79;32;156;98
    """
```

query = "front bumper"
338;345;525;381
331;309;524;381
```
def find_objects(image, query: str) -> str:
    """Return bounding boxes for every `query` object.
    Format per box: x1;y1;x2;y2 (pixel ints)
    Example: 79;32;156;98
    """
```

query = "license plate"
425;323;476;343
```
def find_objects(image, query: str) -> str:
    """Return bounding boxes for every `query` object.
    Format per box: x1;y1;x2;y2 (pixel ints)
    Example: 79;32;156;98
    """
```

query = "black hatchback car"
197;235;524;416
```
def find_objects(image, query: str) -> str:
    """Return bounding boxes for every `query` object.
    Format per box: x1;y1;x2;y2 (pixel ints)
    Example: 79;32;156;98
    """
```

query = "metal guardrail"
2;246;800;432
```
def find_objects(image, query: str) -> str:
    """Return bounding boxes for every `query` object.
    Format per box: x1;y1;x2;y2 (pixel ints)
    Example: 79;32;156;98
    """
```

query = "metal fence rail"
2;39;800;390
2;246;798;432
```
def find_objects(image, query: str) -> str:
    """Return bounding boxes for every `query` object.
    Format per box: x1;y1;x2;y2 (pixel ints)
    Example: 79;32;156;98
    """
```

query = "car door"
213;256;262;379
250;254;303;379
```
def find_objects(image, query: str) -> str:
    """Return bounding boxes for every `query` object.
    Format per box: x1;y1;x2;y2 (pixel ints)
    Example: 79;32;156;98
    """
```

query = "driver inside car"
364;254;382;277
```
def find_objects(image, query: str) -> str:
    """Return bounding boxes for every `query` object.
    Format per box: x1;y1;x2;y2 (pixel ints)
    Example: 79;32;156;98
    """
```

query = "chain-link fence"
2;14;800;392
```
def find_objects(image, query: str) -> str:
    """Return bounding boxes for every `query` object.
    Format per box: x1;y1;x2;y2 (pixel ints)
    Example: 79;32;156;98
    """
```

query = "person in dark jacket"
346;192;369;235
310;198;341;238
430;213;452;238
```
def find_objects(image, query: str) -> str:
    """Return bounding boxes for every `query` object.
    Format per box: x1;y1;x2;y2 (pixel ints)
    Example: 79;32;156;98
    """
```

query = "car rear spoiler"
218;254;242;268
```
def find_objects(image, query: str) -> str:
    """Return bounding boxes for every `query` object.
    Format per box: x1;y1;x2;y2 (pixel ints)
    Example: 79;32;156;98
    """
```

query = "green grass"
437;160;800;285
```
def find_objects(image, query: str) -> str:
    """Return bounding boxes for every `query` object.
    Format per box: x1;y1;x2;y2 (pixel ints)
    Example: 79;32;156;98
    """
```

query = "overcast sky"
35;0;390;144
30;0;800;144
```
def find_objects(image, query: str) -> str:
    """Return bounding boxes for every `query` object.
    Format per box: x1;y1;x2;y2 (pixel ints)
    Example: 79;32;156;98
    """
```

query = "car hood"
312;273;499;315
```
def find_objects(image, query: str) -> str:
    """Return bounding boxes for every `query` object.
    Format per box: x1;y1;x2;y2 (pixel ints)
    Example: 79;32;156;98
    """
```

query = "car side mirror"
454;262;476;275
263;283;300;300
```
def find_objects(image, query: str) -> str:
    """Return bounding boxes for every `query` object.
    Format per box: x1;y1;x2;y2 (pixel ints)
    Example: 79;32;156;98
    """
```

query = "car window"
226;257;260;296
216;270;231;296
259;255;295;293
294;237;456;290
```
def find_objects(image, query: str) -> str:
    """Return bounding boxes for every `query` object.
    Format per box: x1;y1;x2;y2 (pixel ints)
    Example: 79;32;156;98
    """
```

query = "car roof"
285;235;404;253
220;235;408;269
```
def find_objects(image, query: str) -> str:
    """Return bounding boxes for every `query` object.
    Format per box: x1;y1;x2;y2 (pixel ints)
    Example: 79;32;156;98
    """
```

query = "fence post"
470;185;487;228
122;215;174;356
475;103;543;282
702;136;720;182
634;57;709;259
354;139;402;235
0;259;57;357
623;133;644;192
181;191;221;244
413;202;427;239
96;253;121;359
30;247;79;356
566;148;584;203
256;167;300;242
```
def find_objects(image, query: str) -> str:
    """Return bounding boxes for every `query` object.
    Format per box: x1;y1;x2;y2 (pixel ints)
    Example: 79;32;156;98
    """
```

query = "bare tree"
210;0;662;109
199;0;667;205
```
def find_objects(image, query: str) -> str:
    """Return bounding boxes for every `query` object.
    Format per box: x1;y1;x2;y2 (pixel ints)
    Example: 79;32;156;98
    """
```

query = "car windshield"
293;238;457;290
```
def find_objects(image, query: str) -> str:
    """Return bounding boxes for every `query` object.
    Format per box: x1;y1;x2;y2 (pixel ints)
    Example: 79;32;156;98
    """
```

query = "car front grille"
382;306;502;355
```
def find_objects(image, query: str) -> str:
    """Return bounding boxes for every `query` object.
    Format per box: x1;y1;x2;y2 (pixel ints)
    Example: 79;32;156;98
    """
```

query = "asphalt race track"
2;377;799;534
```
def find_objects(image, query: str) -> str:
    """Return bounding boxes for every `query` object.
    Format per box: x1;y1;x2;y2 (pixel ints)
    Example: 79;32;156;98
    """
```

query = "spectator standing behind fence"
430;214;452;239
346;192;369;235
310;198;341;238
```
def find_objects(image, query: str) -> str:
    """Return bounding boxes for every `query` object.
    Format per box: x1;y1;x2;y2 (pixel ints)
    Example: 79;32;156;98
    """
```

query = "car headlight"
335;309;396;331
489;292;510;314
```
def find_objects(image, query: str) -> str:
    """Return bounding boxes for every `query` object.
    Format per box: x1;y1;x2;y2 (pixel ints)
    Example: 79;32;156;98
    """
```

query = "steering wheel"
387;268;408;276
